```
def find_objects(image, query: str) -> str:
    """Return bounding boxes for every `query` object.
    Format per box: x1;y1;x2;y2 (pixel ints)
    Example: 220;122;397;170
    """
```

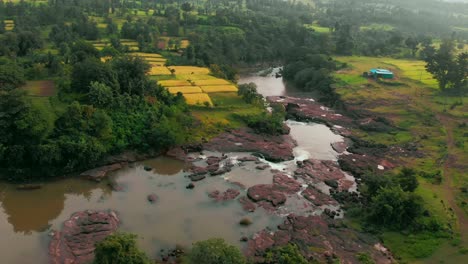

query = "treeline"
0;47;191;180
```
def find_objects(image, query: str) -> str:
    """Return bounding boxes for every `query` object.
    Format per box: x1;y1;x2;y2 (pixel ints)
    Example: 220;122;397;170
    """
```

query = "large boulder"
247;185;287;207
49;210;119;264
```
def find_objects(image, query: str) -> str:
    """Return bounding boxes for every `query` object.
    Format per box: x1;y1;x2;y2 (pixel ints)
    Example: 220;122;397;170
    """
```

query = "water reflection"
0;179;109;234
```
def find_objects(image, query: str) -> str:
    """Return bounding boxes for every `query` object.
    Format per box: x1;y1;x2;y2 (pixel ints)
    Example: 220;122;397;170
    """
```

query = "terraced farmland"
4;20;14;31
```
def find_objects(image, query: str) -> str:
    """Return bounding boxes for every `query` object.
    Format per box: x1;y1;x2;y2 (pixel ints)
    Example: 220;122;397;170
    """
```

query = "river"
0;67;350;263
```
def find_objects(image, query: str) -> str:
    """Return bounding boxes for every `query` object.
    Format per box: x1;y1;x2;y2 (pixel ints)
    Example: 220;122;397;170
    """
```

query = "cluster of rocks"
203;128;296;162
246;214;393;264
208;189;240;202
49;210;119;264
295;159;355;192
80;163;124;182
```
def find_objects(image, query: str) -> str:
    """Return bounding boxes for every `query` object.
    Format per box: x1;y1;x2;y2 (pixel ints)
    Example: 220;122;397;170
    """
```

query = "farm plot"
193;79;231;86
4;20;14;31
183;93;213;106
21;80;56;97
167;86;203;94
149;66;171;75
158;80;192;87
167;66;210;75
201;85;238;93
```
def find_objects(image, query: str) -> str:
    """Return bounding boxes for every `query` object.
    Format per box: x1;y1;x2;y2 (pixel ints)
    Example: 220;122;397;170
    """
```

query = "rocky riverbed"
44;95;404;264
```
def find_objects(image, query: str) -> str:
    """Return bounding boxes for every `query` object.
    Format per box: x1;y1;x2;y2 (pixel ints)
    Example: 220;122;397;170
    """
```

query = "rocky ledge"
203;128;296;162
246;214;394;264
49;210;119;264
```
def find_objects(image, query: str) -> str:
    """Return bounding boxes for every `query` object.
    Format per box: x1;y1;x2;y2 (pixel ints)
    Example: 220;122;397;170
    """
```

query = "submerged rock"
49;210;119;264
186;183;195;189
147;193;158;203
247;184;286;207
16;184;42;190
208;189;240;202
80;163;123;182
189;174;206;182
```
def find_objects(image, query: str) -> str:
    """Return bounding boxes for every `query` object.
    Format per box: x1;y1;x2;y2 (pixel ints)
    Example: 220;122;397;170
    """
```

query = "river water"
0;67;349;263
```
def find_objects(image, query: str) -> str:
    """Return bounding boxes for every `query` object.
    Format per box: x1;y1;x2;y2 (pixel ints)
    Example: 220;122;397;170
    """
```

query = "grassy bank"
334;56;468;262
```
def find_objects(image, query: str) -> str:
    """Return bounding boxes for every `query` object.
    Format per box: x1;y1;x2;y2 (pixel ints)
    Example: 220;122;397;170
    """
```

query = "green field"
334;56;468;262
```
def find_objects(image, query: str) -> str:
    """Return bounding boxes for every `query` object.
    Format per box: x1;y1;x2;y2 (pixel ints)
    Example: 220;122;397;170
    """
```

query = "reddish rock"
80;163;122;182
247;185;286;207
206;156;221;165
302;186;337;206
246;214;393;264
147;193;158;203
239;196;256;212
208;189;240;201
256;164;270;170
331;141;348;154
267;96;354;130
203;128;296;162
238;156;259;162
295;159;346;183
49;210;119;264
273;174;302;194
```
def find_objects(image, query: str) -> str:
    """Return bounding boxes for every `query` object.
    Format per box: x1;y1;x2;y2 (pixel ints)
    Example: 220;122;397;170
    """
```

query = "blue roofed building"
369;69;394;79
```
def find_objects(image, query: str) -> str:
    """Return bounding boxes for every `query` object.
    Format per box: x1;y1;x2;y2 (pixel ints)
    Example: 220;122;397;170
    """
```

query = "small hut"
369;69;394;79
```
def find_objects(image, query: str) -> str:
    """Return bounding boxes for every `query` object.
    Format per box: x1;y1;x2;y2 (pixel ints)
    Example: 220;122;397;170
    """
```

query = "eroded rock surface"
49;210;119;264
203;128;296;162
208;189;241;202
246;214;393;264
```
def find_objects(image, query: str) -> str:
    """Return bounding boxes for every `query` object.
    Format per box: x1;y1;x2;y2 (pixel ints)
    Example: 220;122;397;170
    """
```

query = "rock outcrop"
246;214;393;264
203;128;296;162
49;210;119;264
80;164;123;182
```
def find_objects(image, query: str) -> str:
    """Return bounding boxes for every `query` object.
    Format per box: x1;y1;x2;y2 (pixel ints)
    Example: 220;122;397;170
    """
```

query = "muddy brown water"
0;68;351;263
0;158;281;263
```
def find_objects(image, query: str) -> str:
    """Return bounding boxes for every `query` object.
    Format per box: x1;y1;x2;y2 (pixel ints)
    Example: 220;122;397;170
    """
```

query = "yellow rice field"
183;93;213;106
201;85;238;93
158;80;192;87
167;66;210;75
177;74;216;80
180;40;190;48
149;62;165;67
149;66;171;75
167;86;203;94
144;58;167;62
193;79;231;86
130;52;163;58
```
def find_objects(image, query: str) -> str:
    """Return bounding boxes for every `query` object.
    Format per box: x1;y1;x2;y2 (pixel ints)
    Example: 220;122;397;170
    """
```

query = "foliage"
424;40;468;91
238;82;263;105
238;103;285;135
263;244;308;264
94;233;150;264
367;186;424;230
0;61;25;90
187;238;246;264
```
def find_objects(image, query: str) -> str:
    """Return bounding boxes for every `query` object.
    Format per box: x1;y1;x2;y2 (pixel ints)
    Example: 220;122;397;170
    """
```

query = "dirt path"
437;113;468;244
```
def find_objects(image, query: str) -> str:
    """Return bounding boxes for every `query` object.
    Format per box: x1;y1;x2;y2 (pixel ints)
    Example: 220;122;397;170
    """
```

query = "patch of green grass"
381;231;449;260
334;73;368;85
304;23;331;33
360;23;395;31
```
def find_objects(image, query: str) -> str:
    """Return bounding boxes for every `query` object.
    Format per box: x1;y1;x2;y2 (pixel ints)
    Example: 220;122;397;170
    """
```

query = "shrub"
94;232;150;264
187;238;246;264
264;244;308;264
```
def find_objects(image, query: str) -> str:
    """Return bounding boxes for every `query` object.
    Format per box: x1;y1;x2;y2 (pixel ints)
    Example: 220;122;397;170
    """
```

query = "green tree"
89;82;114;108
94;233;150;264
238;82;263;105
367;186;424;229
264;244;308;264
0;62;25;90
424;39;466;91
187;238;246;264
71;58;119;93
394;167;419;192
